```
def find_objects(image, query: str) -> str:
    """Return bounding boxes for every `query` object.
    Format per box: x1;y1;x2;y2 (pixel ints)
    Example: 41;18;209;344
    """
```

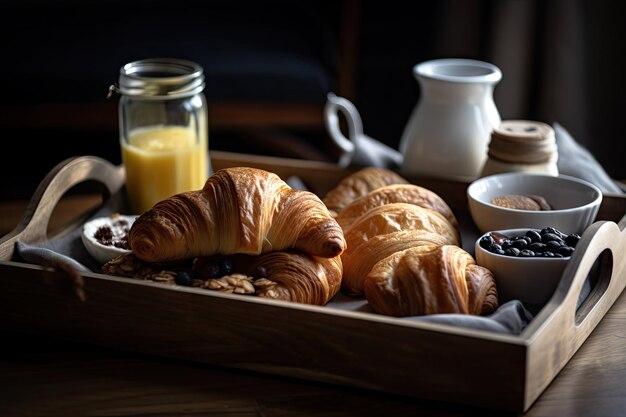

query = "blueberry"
253;265;268;279
542;233;564;245
528;242;547;253
519;249;535;257
542;251;555;257
565;234;581;247
546;240;563;252
553;253;564;258
219;258;234;275
541;227;565;237
488;243;503;253
525;230;542;243
558;246;575;257
511;238;528;250
175;271;193;286
479;235;494;249
203;262;222;279
501;239;513;250
192;257;224;279
493;248;505;255
504;247;520;257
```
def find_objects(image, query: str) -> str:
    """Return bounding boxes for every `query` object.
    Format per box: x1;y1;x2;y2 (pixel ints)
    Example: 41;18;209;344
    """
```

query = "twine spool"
480;120;558;177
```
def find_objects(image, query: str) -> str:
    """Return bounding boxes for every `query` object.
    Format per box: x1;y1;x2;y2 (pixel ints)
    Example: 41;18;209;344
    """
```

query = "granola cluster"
102;252;285;298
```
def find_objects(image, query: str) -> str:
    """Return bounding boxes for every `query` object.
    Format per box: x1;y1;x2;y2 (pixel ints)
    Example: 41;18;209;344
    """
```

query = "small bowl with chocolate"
467;172;602;235
82;214;137;264
475;227;579;305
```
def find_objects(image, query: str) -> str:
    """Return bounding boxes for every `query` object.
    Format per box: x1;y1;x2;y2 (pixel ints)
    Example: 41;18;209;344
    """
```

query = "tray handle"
523;213;626;408
525;212;626;382
566;218;625;331
0;156;125;261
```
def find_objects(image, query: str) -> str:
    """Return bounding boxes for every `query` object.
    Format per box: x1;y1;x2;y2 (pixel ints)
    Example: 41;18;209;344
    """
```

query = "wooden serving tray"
1;152;626;413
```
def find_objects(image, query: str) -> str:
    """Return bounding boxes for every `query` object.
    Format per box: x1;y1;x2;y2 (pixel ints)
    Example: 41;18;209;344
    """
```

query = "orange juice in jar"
122;125;207;213
111;58;211;213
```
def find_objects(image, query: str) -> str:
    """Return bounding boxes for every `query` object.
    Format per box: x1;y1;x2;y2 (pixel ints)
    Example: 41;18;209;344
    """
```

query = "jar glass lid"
115;58;205;99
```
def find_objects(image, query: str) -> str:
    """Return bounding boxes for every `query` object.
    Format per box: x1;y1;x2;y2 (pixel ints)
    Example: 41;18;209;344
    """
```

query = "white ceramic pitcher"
399;59;502;181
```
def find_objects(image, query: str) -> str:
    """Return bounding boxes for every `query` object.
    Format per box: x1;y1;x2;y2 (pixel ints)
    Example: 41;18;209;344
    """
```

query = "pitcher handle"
324;93;365;166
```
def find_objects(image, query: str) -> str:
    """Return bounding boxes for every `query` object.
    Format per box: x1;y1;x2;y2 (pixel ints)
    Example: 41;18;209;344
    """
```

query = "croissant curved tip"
322;238;346;258
130;239;157;262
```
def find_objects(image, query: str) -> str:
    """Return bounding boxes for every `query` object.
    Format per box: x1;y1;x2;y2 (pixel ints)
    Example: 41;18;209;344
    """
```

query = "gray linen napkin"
14;199;120;273
554;123;624;194
403;300;533;334
16;241;93;273
326;293;533;335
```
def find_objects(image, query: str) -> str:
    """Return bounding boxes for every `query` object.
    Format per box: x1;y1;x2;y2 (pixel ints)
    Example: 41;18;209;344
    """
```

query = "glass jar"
480;120;558;178
110;58;211;214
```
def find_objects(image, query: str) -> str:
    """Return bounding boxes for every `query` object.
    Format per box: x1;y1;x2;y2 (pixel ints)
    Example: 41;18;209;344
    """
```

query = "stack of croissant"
104;165;498;316
323;167;498;316
111;167;346;306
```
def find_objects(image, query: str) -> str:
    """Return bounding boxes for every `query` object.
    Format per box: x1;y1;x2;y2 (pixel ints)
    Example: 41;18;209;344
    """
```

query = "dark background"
1;0;624;201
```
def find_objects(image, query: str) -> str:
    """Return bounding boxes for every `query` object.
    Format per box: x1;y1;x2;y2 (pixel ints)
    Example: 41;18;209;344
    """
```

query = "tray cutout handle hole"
575;248;613;326
46;180;111;239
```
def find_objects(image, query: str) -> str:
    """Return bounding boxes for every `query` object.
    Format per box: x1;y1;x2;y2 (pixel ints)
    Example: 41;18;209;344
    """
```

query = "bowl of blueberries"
467;173;602;235
475;226;581;306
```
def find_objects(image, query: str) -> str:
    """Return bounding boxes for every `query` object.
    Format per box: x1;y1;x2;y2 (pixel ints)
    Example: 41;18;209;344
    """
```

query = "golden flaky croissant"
364;245;498;316
195;251;342;306
341;229;453;295
335;184;459;232
129;167;346;263
342;203;460;248
322;167;408;216
339;203;460;296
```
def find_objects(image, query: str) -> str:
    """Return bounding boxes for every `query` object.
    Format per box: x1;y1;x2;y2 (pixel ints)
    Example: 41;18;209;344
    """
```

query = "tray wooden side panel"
0;261;528;412
523;217;626;410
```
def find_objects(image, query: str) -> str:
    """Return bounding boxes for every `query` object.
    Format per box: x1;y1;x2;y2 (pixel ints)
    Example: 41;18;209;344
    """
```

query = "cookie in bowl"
467;172;602;235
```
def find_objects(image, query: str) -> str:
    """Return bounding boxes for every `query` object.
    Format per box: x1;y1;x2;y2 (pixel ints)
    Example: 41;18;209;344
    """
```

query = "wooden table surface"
1;197;626;417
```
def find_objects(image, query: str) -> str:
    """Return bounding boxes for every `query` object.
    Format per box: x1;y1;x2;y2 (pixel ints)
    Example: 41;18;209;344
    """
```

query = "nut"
257;285;290;300
204;274;256;295
253;278;277;288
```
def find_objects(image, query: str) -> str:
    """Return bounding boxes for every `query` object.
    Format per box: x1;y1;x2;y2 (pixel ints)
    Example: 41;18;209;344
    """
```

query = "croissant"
335;184;459;232
341;229;454;295
129;167;346;263
195;251;342;305
364;245;498;316
322;167;408;216
343;203;460;248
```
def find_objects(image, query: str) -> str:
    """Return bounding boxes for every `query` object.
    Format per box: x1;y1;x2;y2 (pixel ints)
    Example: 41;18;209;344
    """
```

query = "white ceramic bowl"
467;173;602;235
475;228;572;305
82;214;137;264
